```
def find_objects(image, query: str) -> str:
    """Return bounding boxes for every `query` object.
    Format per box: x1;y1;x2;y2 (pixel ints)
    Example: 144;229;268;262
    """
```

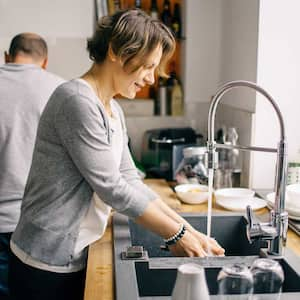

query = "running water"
206;168;214;255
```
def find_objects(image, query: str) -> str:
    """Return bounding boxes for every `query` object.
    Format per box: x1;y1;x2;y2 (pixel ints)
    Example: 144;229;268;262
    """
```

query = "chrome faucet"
207;80;288;256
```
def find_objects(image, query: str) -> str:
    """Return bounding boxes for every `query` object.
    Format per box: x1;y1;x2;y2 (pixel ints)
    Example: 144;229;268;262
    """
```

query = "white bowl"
214;188;255;202
266;192;300;218
286;184;300;208
174;184;209;204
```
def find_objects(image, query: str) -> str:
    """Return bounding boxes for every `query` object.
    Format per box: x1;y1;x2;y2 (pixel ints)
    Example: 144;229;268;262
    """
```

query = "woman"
9;9;224;300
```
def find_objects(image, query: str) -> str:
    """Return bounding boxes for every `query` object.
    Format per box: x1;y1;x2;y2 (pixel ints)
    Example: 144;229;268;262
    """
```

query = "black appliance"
141;127;201;180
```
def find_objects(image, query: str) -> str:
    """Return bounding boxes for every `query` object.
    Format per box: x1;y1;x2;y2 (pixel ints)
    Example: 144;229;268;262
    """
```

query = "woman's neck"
81;63;115;114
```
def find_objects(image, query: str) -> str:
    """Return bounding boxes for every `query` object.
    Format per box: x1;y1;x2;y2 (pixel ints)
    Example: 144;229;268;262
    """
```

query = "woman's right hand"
168;230;208;257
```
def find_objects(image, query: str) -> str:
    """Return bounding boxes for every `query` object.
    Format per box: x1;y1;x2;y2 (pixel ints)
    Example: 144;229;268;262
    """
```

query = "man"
0;33;64;297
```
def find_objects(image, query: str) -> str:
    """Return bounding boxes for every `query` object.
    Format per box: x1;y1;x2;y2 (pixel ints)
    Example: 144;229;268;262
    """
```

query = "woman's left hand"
191;230;225;256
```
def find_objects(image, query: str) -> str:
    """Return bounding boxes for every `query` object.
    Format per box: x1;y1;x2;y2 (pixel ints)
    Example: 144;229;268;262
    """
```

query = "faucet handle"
246;205;254;227
246;205;278;244
246;205;261;243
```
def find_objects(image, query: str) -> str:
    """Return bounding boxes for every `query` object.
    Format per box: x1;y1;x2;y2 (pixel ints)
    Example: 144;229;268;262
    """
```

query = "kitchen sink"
128;213;262;257
134;257;300;297
113;213;300;300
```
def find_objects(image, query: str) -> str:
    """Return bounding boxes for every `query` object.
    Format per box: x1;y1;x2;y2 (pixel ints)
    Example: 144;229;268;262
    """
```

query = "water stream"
206;168;214;255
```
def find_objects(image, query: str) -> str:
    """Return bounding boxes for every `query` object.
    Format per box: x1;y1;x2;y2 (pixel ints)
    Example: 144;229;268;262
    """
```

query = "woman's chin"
121;91;136;99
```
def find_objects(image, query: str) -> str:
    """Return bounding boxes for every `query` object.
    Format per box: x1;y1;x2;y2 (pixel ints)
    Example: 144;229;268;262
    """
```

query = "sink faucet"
207;80;288;256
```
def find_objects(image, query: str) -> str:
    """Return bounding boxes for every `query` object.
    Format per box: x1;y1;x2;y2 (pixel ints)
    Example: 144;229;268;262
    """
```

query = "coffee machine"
141;127;202;180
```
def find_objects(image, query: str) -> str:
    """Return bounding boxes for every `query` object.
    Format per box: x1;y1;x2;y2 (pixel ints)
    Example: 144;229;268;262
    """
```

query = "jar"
175;147;208;185
287;162;300;185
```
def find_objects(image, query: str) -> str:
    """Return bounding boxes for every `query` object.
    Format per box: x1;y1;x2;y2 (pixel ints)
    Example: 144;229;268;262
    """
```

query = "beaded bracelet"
163;224;186;246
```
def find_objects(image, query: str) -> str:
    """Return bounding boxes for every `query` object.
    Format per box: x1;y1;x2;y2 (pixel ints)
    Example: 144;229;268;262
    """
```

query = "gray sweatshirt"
0;64;64;233
12;79;157;267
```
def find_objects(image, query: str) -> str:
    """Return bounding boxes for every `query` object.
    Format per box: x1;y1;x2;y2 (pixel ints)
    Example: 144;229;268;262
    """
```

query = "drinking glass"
250;258;284;300
217;263;253;299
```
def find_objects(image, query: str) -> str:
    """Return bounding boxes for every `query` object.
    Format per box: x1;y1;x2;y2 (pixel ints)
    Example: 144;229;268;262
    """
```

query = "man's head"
5;33;48;69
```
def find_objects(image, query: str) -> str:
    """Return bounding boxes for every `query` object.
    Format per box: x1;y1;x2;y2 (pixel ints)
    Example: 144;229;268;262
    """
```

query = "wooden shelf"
115;0;183;100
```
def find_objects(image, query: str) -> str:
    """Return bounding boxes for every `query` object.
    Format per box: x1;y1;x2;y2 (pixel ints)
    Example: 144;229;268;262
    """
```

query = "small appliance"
141;127;202;180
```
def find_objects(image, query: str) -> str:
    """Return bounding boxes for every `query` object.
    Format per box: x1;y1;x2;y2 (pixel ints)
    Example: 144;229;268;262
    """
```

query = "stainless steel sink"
113;213;300;300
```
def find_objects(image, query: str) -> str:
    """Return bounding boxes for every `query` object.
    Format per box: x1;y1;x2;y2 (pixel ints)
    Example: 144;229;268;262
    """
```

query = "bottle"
156;77;167;115
149;0;159;19
170;79;183;116
161;0;172;29
165;61;176;114
113;0;121;11
135;0;142;9
172;3;182;39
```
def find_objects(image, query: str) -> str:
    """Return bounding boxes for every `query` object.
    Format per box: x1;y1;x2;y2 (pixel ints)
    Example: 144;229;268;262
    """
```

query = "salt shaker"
172;263;210;300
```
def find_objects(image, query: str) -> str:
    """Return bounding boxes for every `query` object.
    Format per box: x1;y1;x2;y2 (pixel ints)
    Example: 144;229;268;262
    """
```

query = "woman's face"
113;44;163;99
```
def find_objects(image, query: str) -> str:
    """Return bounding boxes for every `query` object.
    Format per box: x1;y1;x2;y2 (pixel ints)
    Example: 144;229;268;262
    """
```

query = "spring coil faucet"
206;80;288;256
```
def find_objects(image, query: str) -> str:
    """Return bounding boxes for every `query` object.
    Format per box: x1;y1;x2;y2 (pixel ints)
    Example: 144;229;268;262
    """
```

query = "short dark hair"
9;33;48;61
87;9;175;77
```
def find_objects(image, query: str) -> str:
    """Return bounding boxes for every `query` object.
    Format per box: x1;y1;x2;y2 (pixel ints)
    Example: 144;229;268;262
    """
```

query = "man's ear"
4;51;11;63
41;57;48;69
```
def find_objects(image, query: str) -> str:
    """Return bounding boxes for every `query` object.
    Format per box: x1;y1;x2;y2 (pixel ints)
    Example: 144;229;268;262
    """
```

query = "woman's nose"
144;70;155;85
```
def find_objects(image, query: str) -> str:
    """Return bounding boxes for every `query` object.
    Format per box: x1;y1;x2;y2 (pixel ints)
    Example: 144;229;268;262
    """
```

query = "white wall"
250;0;300;189
0;0;94;79
0;0;94;38
218;0;259;113
184;0;221;104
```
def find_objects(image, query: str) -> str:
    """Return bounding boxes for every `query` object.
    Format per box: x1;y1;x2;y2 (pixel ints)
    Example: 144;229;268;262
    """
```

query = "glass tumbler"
250;258;284;299
217;263;253;299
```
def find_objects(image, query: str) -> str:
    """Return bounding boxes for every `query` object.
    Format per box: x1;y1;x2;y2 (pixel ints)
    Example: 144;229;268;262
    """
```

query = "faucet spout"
207;80;288;256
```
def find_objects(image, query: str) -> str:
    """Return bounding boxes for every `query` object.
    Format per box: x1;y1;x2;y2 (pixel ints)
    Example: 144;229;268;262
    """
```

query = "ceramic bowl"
286;184;300;208
266;191;300;218
174;183;209;204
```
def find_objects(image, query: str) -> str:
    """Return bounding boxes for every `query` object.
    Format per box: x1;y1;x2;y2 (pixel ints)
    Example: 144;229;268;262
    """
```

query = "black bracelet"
163;224;186;246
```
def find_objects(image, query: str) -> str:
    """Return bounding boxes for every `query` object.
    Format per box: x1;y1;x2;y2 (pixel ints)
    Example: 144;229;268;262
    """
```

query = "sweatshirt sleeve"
113;101;159;204
55;94;155;218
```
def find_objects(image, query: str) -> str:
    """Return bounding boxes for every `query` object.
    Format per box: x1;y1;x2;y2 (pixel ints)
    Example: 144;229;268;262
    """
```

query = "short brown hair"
9;33;48;61
87;9;175;77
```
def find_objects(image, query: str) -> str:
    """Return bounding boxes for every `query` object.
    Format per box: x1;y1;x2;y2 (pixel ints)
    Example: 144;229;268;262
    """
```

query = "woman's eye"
145;64;154;69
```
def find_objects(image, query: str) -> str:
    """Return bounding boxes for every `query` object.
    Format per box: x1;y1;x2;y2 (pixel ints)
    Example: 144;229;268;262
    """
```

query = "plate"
266;192;300;220
267;203;300;221
214;188;255;201
289;215;300;221
216;196;267;212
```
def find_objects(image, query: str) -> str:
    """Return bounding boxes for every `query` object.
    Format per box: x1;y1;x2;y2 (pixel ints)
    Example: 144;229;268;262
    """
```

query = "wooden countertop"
84;179;300;300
